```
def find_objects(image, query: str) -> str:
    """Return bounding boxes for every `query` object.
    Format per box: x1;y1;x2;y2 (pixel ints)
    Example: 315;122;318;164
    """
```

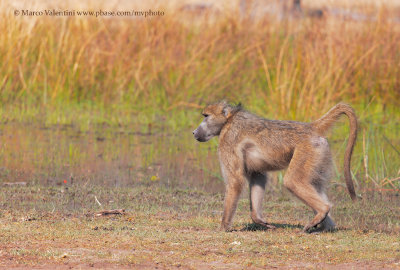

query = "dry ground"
1;184;399;269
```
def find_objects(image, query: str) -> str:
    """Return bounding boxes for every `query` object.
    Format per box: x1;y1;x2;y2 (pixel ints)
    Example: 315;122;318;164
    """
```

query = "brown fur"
193;101;358;232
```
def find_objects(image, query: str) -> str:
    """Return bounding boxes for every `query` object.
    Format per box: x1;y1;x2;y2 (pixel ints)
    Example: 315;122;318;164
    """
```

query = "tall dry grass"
0;1;399;189
1;3;399;123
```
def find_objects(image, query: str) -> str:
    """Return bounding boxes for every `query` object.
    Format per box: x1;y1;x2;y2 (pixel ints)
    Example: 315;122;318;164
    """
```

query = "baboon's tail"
311;103;358;201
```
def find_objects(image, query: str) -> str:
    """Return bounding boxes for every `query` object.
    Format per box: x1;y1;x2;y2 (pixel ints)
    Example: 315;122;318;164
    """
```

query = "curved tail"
311;103;358;201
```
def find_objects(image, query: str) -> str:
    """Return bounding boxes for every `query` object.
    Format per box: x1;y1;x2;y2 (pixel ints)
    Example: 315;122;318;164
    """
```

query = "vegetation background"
0;0;399;268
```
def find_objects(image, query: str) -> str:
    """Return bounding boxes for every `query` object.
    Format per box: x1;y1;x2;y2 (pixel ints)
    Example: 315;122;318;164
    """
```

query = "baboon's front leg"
249;173;276;229
221;180;244;231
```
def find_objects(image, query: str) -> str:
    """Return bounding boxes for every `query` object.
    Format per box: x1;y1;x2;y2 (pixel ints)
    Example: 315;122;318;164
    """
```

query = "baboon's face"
193;103;229;142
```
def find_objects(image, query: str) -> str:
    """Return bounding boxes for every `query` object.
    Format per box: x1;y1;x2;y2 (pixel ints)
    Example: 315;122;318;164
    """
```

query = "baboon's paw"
261;223;277;229
254;222;276;230
251;216;276;229
251;222;276;230
303;223;318;233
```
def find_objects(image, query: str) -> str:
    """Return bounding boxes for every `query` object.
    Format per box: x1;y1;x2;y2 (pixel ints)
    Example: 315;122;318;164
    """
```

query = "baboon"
193;101;357;232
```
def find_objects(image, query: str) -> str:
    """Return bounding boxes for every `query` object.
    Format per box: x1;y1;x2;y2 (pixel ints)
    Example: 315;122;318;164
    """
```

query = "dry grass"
1;0;399;123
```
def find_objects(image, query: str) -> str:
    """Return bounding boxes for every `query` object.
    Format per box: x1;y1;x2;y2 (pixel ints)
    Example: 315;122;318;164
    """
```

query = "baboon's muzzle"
193;126;207;142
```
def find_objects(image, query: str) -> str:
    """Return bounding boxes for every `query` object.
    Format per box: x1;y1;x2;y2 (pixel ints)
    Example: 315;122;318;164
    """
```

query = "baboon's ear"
222;105;232;118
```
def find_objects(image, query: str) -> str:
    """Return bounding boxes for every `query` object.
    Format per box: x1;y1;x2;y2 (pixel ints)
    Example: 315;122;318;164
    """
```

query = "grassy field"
1;0;400;268
1;0;400;187
2;1;399;189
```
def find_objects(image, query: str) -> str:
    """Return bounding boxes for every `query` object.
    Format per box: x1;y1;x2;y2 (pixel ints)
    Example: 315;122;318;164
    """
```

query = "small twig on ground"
94;195;102;207
3;182;27;186
94;209;125;217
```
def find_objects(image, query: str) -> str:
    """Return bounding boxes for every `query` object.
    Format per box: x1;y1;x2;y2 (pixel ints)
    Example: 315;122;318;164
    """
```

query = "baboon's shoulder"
232;111;310;131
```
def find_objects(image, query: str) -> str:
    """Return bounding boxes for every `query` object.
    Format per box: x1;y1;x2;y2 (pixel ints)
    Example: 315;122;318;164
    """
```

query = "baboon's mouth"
193;133;212;142
195;137;206;142
194;134;207;142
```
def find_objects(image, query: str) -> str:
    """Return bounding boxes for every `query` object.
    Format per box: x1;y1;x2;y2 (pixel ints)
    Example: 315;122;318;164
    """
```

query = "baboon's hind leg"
249;173;276;229
313;193;336;232
284;143;333;233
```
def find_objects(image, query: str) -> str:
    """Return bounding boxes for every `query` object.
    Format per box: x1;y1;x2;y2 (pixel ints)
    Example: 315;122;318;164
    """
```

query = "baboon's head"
193;101;241;142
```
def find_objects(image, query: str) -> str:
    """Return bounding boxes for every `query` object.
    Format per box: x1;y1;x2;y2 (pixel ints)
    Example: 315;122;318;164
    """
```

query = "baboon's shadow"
240;223;346;233
240;222;302;231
